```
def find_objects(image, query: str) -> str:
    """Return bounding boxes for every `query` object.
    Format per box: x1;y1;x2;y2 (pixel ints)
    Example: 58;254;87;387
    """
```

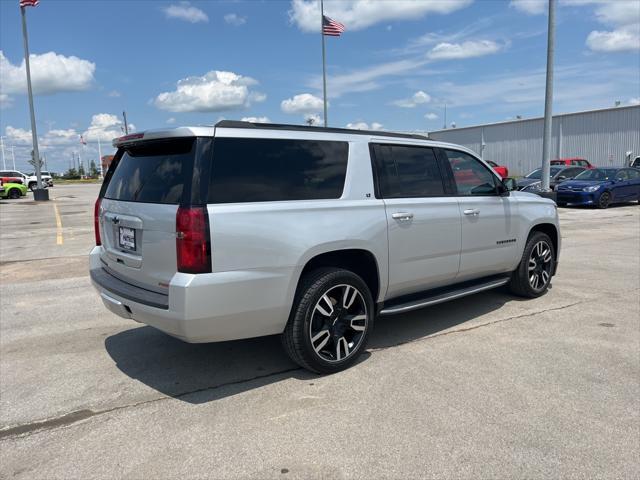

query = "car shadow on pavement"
104;288;515;404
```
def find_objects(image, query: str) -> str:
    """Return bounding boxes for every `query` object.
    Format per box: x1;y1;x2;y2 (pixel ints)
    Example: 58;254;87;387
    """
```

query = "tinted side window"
626;169;640;179
562;168;583;178
371;144;444;198
444;149;498;195
104;138;194;204
209;138;348;203
615;170;629;181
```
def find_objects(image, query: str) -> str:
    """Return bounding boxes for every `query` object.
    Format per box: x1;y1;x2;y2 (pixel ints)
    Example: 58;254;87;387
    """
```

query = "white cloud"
289;0;472;32
0;50;95;95
424;112;439;120
308;58;430;98
224;13;247;26
429;62;639;115
345;121;384;130
586;25;640;52
427;40;503;60
163;2;208;23
583;0;640;53
154;70;265;113
5;125;87;147
509;0;547;15
392;90;431;108
82;113;132;143
107;90;121;98
281;93;324;114
166;117;176;124
550;1;640;53
629;97;640;105
241;116;271;123
0;93;12;109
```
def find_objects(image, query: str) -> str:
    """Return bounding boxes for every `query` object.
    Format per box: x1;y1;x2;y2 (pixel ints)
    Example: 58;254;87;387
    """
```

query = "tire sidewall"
298;270;375;373
519;232;555;298
598;191;610;209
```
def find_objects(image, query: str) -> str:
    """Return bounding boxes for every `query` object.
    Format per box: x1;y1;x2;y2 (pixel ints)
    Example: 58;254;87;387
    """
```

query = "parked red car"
486;160;509;178
550;157;594;169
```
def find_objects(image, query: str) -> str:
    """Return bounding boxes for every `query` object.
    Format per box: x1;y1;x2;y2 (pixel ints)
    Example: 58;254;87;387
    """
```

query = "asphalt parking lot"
1;184;638;479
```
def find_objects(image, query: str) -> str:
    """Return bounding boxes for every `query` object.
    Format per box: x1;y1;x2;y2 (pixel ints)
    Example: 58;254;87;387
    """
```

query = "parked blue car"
556;167;640;208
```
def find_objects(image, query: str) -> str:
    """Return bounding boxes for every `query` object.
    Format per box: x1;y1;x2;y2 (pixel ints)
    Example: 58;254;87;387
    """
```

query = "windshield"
574;168;617;181
526;167;563;179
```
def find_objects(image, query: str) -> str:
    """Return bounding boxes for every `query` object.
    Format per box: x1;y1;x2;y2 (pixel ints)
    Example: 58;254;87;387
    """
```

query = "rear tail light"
176;206;212;274
94;198;102;246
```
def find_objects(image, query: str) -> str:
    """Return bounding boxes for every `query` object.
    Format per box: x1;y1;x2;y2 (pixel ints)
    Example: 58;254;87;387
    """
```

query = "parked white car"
91;121;561;373
0;170;49;190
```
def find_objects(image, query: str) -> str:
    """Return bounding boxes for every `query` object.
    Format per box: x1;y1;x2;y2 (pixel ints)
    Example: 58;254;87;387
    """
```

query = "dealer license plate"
118;226;136;251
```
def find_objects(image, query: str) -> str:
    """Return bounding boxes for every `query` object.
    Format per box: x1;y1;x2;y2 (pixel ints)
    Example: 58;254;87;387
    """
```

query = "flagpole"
320;0;328;127
20;5;47;200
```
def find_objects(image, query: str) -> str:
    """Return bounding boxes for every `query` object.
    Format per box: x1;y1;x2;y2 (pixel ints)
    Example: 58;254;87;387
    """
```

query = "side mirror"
502;177;517;192
557;175;567;181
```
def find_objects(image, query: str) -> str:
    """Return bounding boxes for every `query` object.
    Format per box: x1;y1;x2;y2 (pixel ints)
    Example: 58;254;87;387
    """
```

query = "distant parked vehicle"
0;170;48;191
0;182;28;200
485;160;509;178
28;171;54;187
0;170;25;185
631;156;640;168
517;166;586;192
556;167;640;208
550;157;594;169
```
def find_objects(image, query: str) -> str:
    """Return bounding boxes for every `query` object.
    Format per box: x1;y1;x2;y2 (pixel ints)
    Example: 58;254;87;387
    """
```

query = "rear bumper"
90;246;294;343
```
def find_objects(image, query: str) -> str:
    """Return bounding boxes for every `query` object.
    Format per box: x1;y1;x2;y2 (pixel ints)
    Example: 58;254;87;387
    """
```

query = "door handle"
463;209;480;216
392;212;414;220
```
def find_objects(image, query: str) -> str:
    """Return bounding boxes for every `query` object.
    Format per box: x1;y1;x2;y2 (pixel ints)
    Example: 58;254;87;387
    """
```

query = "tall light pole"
0;136;6;169
11;146;16;170
540;0;556;193
20;4;47;200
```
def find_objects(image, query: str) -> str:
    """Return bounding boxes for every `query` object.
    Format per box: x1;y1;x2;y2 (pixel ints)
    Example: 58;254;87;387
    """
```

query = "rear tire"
509;231;555;298
29;183;37;191
282;268;374;374
8;188;20;199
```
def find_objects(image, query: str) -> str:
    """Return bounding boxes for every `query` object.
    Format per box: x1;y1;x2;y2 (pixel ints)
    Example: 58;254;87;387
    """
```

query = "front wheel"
598;191;611;209
8;188;21;199
282;268;374;374
509;232;555;298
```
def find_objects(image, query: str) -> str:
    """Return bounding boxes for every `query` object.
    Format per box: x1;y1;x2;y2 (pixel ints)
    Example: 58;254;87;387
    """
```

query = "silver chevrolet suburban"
91;121;560;373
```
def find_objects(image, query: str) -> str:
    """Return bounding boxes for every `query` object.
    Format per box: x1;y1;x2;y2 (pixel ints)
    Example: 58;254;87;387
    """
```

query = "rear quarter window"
104;139;195;204
208;138;348;203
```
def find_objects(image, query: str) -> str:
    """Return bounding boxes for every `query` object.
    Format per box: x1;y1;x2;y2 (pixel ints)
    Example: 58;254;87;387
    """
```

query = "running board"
379;276;510;316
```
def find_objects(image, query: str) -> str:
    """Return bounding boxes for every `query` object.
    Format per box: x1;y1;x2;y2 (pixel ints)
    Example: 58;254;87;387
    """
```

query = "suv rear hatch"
97;137;210;295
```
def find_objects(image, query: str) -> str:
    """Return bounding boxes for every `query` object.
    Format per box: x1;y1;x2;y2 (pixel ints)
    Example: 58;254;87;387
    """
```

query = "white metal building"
428;105;640;176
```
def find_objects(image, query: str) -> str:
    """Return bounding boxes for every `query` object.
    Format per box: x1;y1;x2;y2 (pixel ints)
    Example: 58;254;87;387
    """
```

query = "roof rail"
215;120;428;140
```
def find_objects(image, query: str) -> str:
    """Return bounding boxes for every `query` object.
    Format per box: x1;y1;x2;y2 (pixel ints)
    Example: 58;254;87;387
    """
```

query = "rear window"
208;138;348;203
104;139;195;204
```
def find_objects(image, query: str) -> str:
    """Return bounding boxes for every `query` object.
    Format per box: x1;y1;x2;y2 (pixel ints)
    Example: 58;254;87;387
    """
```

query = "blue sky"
0;0;638;173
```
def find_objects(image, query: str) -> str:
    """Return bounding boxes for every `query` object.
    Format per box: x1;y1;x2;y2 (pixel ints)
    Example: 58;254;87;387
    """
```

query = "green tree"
89;159;99;177
64;167;78;179
28;150;44;171
78;163;86;177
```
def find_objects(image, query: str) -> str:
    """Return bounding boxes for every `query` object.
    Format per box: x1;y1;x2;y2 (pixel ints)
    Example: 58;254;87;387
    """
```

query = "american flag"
19;0;39;7
322;15;345;37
